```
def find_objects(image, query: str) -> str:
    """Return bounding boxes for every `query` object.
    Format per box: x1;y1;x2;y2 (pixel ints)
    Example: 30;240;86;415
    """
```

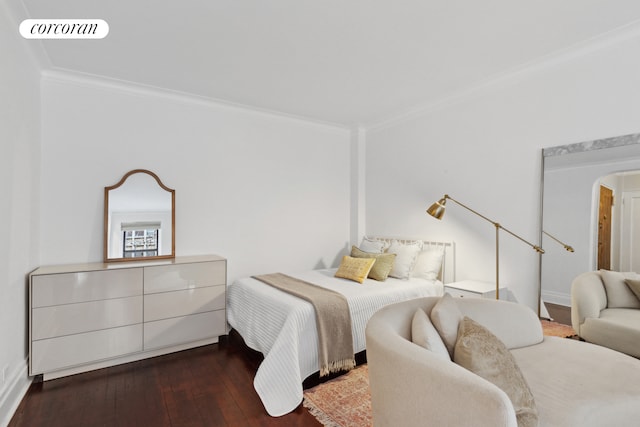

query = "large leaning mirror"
540;133;640;312
104;169;175;262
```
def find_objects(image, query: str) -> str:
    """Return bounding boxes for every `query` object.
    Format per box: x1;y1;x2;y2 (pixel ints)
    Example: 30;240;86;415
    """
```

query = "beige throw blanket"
252;273;356;377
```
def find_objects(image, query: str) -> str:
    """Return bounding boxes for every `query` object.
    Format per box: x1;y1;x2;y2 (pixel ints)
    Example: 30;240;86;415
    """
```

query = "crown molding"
3;0;52;69
40;68;351;132
367;19;640;133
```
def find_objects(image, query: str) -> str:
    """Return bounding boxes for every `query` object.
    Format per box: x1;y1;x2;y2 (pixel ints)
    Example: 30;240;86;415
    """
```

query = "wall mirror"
104;169;175;263
540;133;640;310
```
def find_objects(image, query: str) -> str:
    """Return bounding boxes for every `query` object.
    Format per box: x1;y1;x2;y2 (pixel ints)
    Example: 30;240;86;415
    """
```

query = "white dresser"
29;255;226;380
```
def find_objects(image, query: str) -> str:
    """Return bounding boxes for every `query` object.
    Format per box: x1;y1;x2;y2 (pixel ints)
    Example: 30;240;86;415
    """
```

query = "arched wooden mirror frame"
104;169;175;263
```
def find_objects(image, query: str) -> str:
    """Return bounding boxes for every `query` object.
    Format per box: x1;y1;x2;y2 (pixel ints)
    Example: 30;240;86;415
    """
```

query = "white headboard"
365;236;456;284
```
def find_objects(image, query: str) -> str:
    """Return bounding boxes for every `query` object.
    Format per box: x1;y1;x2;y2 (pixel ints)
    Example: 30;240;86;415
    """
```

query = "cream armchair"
571;270;640;358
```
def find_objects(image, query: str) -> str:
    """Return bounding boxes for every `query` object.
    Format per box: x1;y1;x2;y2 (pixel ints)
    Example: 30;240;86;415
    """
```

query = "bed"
226;237;455;416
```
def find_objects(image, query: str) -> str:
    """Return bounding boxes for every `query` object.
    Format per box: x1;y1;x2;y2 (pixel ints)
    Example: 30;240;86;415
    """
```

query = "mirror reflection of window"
122;222;160;258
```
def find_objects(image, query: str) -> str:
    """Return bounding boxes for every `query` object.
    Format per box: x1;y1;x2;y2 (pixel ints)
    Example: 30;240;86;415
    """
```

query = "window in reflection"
123;223;160;258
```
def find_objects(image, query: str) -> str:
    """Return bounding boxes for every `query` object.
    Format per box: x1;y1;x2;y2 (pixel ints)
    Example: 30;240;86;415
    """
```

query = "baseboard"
541;290;571;307
0;361;32;427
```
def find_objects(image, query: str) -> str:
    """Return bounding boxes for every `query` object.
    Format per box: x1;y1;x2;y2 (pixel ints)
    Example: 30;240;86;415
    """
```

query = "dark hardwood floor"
9;331;322;427
9;304;574;427
544;302;571;326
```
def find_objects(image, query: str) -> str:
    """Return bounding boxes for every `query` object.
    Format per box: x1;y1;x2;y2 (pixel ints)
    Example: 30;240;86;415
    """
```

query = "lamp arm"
445;195;498;228
500;224;545;254
542;230;574;252
447;195;544;254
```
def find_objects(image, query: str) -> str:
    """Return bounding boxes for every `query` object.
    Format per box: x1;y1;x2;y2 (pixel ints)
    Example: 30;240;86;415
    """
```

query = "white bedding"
226;268;444;416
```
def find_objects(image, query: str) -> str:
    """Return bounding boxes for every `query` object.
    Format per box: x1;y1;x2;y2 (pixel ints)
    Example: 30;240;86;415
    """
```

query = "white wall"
0;3;41;425
365;28;640;311
39;73;352;284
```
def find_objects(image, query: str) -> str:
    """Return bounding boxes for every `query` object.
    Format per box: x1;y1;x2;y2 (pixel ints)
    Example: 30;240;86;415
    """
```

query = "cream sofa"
571;270;640;358
366;296;640;427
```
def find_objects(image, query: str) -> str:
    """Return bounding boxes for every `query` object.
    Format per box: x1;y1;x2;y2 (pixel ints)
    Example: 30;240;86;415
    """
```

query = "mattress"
226;268;444;416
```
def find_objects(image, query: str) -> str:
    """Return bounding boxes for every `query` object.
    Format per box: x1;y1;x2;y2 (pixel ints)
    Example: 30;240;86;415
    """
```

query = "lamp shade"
426;197;447;219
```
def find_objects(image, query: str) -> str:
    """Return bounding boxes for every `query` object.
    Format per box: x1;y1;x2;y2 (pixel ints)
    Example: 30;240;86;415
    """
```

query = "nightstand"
444;280;507;300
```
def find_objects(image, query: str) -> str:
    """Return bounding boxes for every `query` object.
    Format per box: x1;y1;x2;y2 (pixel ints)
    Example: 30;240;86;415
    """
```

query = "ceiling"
19;0;640;127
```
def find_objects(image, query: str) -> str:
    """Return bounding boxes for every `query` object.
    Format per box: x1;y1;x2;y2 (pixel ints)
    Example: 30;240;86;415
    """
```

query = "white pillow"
600;270;640;309
359;236;388;254
430;293;463;357
412;247;444;281
411;308;450;360
387;239;423;279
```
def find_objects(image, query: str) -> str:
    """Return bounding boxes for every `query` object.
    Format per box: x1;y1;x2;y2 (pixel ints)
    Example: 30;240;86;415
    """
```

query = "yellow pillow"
335;255;376;284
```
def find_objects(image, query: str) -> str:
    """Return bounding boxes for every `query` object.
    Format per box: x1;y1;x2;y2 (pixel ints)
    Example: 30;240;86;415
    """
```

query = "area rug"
303;320;575;427
303;364;372;427
541;319;577;338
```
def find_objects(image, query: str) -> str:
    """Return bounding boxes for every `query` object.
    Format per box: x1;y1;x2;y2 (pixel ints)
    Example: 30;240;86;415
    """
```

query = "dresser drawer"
30;324;143;375
144;310;226;351
32;268;143;308
32;296;142;340
144;286;225;322
144;261;225;294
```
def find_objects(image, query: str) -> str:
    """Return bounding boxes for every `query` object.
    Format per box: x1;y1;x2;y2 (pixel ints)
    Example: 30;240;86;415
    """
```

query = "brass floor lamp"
427;194;545;299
